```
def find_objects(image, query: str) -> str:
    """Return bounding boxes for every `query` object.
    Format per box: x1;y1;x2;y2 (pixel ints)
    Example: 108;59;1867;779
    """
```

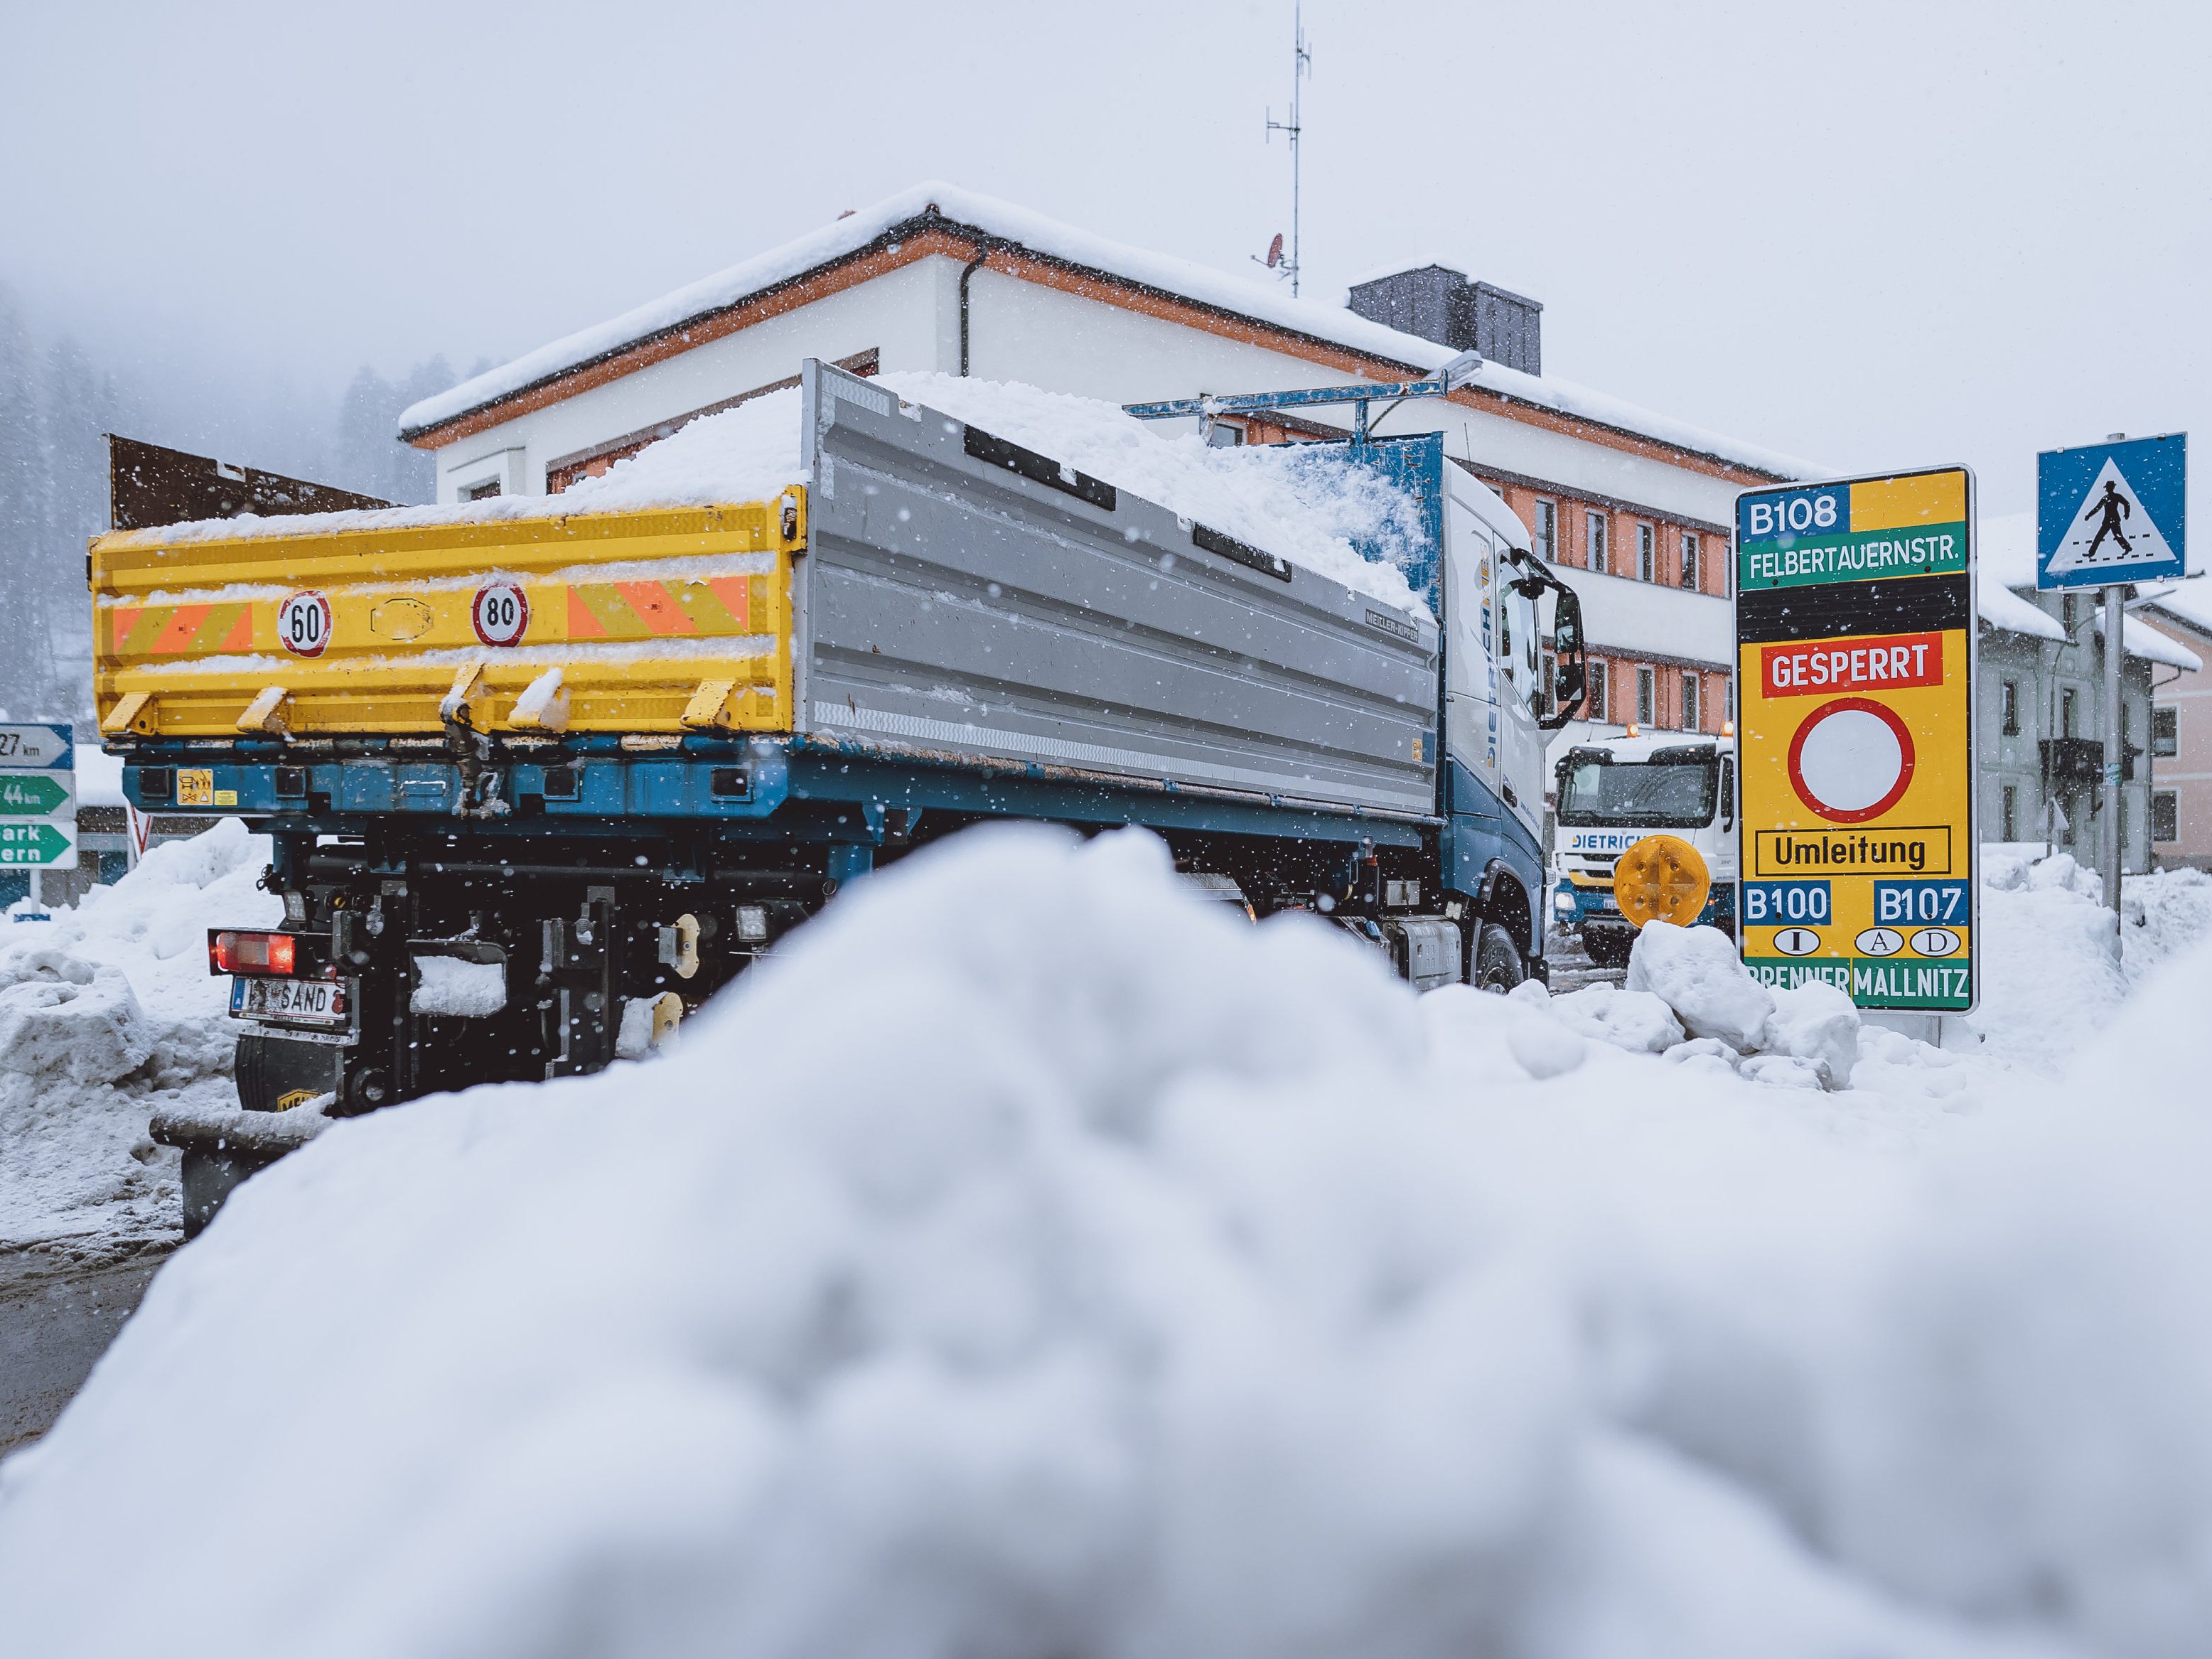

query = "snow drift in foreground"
4;829;2211;1658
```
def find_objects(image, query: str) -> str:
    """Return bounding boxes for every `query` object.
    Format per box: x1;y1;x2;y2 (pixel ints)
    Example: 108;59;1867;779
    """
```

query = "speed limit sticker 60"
471;581;530;647
276;591;332;657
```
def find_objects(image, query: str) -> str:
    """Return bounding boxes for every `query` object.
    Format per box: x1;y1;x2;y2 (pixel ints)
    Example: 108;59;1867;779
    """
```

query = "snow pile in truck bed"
876;372;1429;612
8;827;2212;1657
0;820;276;1253
105;375;1427;612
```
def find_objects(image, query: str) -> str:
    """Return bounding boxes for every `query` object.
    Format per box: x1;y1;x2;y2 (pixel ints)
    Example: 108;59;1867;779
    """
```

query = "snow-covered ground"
0;820;279;1259
1;824;2209;1656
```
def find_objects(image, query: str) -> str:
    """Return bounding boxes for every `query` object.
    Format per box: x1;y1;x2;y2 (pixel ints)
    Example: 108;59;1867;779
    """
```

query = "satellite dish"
1265;233;1284;269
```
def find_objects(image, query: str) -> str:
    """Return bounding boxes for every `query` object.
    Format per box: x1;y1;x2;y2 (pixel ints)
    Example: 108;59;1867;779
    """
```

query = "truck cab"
1550;730;1736;966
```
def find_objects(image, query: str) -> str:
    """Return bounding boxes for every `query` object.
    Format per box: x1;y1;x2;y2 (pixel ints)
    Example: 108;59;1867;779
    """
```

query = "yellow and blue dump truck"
93;361;1587;1229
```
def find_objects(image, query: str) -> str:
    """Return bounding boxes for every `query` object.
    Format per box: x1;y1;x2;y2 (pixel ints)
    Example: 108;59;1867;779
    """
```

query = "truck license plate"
231;976;347;1026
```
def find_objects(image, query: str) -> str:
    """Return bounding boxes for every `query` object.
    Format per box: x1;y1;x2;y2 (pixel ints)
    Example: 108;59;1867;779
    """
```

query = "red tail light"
210;930;297;976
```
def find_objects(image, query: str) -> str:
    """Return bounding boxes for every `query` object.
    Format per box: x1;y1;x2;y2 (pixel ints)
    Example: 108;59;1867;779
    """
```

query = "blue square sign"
2037;433;2186;590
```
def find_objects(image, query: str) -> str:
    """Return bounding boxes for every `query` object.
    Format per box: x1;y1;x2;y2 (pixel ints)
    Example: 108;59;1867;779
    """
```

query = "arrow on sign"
0;773;70;815
0;822;72;863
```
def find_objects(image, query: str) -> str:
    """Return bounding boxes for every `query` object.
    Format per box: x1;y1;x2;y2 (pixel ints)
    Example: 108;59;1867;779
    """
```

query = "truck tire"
1474;923;1525;993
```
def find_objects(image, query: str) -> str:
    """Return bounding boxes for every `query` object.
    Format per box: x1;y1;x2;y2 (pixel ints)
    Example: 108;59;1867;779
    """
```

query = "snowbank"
0;820;275;1252
6;825;2212;1655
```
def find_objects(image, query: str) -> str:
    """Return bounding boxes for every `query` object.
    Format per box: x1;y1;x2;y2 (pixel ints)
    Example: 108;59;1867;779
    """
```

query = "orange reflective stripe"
707;577;751;630
110;609;141;653
567;589;609;640
614;581;697;636
151;606;210;655
216;605;253;651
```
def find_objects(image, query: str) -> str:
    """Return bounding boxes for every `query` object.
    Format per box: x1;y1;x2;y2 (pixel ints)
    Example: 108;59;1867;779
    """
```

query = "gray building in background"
1972;513;2195;870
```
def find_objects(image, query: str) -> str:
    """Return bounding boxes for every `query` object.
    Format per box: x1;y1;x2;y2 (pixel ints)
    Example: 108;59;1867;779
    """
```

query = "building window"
2002;783;2018;842
1586;511;1608;574
2063;594;2078;633
1681;672;1700;731
2002;680;2020;736
1681;533;1700;589
2062;687;2078;739
1636;665;1655;725
2154;789;2179;844
1533;500;1557;562
461;478;502;502
2154;706;2179;757
1638;523;1655;581
1586;660;1608;722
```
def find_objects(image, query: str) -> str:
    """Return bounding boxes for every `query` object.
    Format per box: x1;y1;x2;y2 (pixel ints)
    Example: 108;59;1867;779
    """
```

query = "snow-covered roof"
396;182;1817;481
2139;579;2212;644
1977;510;2198;666
2098;611;2202;672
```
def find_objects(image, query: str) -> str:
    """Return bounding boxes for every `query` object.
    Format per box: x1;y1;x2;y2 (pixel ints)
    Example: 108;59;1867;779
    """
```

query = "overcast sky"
5;0;2206;518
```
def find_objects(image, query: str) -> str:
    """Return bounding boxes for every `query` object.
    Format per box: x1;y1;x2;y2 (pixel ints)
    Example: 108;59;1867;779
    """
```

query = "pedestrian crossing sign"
2037;433;2186;590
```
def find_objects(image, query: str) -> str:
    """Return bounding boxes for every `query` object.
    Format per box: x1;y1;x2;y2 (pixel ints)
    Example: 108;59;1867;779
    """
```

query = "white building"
397;183;1808;769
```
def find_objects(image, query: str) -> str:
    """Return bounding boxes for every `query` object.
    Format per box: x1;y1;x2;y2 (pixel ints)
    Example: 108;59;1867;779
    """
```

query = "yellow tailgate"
91;496;802;738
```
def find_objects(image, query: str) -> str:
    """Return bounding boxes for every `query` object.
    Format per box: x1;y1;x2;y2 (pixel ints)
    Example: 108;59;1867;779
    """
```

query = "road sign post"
1734;466;1977;1015
2036;433;2188;935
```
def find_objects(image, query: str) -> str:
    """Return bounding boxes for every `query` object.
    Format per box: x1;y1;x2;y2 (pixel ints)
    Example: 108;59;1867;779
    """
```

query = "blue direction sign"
2037;433;2187;590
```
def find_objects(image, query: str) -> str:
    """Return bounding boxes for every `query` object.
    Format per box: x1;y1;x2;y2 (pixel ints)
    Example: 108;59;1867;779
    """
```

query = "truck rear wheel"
1474;923;1524;993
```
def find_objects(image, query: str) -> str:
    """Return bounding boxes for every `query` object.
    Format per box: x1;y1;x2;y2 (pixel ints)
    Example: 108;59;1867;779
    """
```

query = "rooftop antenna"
1258;0;1311;296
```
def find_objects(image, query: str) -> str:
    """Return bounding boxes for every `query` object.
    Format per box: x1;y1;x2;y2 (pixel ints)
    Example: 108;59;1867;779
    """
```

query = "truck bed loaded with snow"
90;360;1586;1229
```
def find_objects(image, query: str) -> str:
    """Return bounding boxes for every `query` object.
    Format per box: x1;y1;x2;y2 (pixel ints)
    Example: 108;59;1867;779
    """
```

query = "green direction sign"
0;822;72;864
0;773;70;815
1736;468;1971;593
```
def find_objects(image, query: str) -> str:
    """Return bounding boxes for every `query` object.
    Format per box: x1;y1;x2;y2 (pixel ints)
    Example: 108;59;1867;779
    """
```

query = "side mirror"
1539;586;1588;731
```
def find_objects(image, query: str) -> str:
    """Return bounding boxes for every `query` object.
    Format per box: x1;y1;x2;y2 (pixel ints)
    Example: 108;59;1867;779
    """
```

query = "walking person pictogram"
2081;478;2134;557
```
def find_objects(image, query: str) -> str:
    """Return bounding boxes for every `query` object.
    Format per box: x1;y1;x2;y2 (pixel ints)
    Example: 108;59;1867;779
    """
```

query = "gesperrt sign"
1734;466;1976;1012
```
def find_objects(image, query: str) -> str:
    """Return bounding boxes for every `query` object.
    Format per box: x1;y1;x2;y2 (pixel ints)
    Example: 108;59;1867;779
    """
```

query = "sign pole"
2102;581;2125;936
2035;428;2186;947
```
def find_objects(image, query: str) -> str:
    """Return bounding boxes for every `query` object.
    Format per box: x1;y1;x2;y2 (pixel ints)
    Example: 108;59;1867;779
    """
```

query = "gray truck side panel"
797;362;1439;817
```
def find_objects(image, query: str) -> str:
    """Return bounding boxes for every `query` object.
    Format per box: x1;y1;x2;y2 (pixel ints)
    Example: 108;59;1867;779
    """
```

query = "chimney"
1347;264;1542;377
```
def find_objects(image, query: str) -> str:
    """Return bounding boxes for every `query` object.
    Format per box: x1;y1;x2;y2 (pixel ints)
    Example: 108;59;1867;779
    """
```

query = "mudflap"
235;1032;344;1113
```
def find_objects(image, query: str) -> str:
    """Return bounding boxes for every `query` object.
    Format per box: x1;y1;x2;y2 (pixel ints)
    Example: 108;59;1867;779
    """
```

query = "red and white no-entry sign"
471;581;530;647
1786;696;1916;823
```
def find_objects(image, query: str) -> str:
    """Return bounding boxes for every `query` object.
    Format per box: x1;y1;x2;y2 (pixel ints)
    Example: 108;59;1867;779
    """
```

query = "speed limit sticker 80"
277;591;332;657
471;581;530;647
